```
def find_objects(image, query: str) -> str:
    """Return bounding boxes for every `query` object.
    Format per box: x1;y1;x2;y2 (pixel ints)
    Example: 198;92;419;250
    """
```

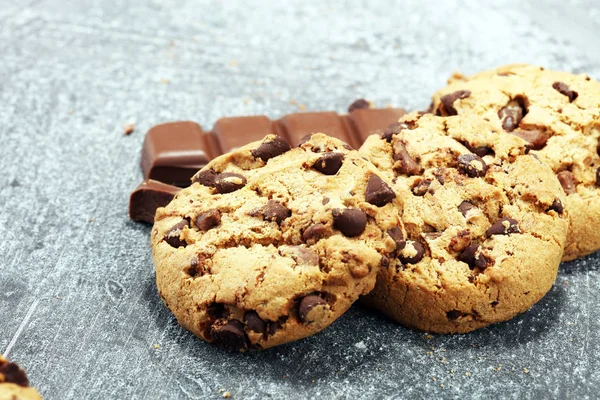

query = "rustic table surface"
1;0;599;399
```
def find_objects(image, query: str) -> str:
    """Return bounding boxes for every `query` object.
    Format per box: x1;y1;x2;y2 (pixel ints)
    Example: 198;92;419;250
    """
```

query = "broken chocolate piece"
332;208;368;237
365;174;395;206
129;180;180;224
486;217;520;237
438;90;471;116
557;171;576;194
312;152;344;175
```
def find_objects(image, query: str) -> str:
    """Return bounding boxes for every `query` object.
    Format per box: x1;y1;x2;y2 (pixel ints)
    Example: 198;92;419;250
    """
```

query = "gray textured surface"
1;0;600;399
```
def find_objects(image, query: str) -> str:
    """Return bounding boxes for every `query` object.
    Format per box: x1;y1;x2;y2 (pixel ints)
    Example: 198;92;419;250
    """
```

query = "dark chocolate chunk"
461;141;493;157
458;243;479;268
164;219;189;248
129;180;180;224
446;310;460;320
252;136;291;162
439;90;471;116
312;152;345;175
0;360;29;387
557;171;576;194
262;200;290;225
214;172;247;194
547;198;564;214
486;217;520;237
596;167;600;187
457;154;487;178
268;320;281;335
382;122;410;142
302;223;328;242
349;107;408;144
552;81;578;102
195;209;221;231
192;169;218;187
210;320;248;350
398;240;425;264
597;138;600;157
412;179;432;196
298;294;327;323
244;311;267;333
298;133;313;146
510;129;548;150
458;201;476;217
393;141;422;175
365;174;395;206
332;208;368;237
348;98;370;112
387;226;405;250
206;303;227;319
498;99;525;132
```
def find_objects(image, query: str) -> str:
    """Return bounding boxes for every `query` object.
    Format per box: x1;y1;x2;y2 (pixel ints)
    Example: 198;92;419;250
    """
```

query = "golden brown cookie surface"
152;133;400;350
359;112;568;333
432;64;600;260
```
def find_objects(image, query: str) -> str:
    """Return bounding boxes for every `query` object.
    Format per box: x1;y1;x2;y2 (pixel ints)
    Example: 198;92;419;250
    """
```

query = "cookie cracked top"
431;64;600;260
359;112;569;333
151;133;400;350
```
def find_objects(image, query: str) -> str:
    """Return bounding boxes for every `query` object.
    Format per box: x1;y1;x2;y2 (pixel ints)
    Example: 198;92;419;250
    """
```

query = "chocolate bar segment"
141;121;217;187
348;108;407;144
279;111;357;147
129;180;180;223
214;116;277;154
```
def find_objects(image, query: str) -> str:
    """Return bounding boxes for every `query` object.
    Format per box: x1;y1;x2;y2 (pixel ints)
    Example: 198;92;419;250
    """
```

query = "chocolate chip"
458;243;492;269
498;99;525;132
0;361;29;387
439;90;471;116
458;201;476;217
268;320;281;335
596;167;600;187
398;240;425;264
188;255;207;277
298;134;313;146
195;209;221;231
557;171;576;194
298;294;327;323
387;226;405;250
486;217;520;237
457;154;487;178
509;129;548;150
365;174;395;206
547;198;564;214
244;311;267;333
461;141;493;157
446;310;460;320
164;219;189;248
207;303;227;319
252;136;291;162
552;81;578;102
412;179;432;196
215;172;246;194
302;223;328;242
380;255;390;267
597;138;600;156
382;122;407;142
261;200;290;225
332;208;367;237
348;98;370;112
210;320;248;350
393;141;422;175
312;152;344;175
192;169;218;187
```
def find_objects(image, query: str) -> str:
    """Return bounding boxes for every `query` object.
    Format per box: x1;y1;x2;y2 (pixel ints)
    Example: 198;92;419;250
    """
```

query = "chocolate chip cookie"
152;133;400;350
431;64;600;261
0;356;41;400
359;112;569;333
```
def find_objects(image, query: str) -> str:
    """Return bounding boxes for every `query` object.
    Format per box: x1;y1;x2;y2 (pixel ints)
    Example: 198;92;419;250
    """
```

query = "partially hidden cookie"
359;112;569;333
431;64;600;261
152;133;400;350
0;356;42;400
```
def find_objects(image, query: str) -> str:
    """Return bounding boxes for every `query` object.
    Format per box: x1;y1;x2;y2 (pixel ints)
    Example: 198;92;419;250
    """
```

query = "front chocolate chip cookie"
359;112;568;334
431;64;600;261
152;133;401;350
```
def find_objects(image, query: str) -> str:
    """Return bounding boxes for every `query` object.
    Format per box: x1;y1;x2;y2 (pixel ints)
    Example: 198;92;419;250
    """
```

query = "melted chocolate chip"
412;179;432;196
215;172;247;194
458;201;476;217
348;98;370;112
398;240;425;264
261;200;290;225
298;294;327;323
210;320;248;350
0;361;29;387
302;223;328;242
459;243;492;269
486;217;520;237
244;311;267;333
552;81;578;102
382;122;411;142
387;226;405;250
164;219;189;248
195;209;221;231
332;208;367;237
192;169;218;187
498;99;525;132
557;171;576;194
439;90;471;116
393;141;422;176
462;141;493;157
365;174;395;206
457;154;487;178
510;129;548;150
547;198;564;214
312;152;344;175
252;136;291;162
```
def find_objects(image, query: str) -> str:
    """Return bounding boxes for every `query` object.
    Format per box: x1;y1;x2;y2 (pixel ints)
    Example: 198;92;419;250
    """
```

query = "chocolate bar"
141;104;406;187
129;179;180;223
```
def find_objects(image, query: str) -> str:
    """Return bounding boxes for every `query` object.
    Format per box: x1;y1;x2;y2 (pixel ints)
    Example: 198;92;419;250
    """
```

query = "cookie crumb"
299;104;306;110
424;334;434;340
153;344;160;349
223;392;231;398
123;123;135;135
67;108;73;115
230;60;238;67
431;377;437;382
160;78;170;84
465;372;471;377
523;368;530;374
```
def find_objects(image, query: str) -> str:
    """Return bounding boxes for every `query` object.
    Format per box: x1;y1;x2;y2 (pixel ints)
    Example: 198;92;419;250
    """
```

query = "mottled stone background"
1;0;599;399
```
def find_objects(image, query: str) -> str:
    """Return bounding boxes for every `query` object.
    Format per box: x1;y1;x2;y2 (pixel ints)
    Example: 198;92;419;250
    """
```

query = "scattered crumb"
564;281;569;285
440;384;445;389
299;104;306;110
441;357;447;364
431;377;437;382
123;123;135;135
386;104;393;108
88;218;95;223
153;344;160;349
289;99;297;105
67;108;73;115
223;392;231;398
160;78;170;84
55;295;62;300
524;368;530;374
424;334;434;341
465;372;471;377
243;98;250;104
230;60;238;67
441;348;446;352
426;351;433;356
282;375;287;379
218;389;224;393
169;40;176;47
354;341;367;350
